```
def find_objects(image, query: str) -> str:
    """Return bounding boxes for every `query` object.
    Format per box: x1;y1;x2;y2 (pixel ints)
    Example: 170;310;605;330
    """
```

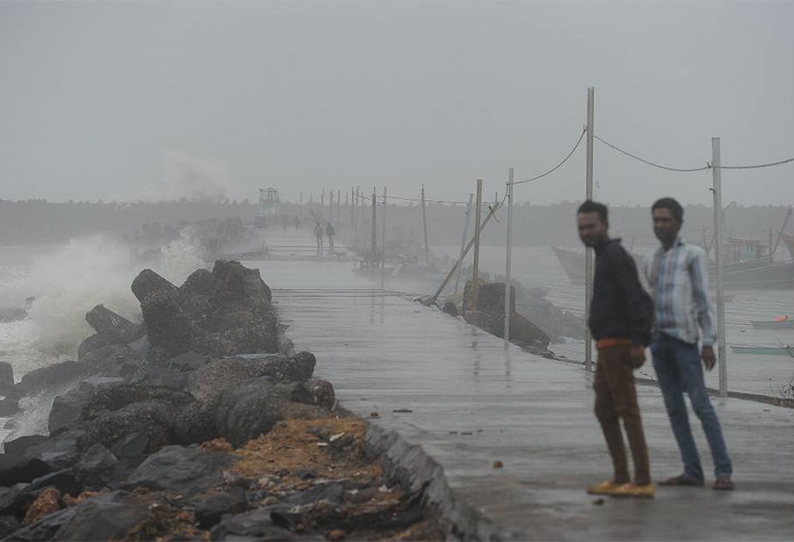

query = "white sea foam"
0;230;206;379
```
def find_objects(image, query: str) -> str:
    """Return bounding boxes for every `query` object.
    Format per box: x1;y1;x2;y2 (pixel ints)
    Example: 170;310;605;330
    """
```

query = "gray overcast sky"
1;1;792;206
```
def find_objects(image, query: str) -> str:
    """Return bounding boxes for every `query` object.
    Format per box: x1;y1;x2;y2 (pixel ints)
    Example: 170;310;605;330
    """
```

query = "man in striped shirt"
644;197;734;490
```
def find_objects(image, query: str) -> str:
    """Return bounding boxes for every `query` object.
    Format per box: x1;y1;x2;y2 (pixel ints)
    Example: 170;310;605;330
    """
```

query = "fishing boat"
731;345;794;356
552;236;794;290
750;318;794;330
781;232;794;260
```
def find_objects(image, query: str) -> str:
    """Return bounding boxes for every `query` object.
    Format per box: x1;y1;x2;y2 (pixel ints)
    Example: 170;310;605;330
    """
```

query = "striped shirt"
643;237;716;346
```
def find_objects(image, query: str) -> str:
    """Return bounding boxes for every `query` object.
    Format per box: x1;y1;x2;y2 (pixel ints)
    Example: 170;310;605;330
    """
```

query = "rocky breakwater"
0;261;442;541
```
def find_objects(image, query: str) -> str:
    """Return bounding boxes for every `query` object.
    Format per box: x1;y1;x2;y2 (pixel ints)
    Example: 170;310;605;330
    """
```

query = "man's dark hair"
652;197;684;223
577;200;608;223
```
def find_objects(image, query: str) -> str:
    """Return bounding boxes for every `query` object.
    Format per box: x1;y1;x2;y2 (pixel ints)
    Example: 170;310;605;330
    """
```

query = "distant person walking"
326;223;335;251
314;221;323;254
577;200;655;498
644;197;734;490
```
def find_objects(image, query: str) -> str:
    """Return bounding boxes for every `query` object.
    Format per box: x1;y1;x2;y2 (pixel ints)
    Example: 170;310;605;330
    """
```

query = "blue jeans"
651;333;733;481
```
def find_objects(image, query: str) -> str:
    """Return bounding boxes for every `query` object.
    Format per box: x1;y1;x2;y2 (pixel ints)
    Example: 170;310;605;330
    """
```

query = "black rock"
0;457;51;487
0;362;15;395
209;507;303;542
0;399;19;417
123;445;233;494
0;515;19;539
15;361;92;398
51;496;148;542
168;351;211;372
110;433;149;458
0;484;33;519
74;444;118;490
84;305;144;345
2;436;47;457
48;377;124;436
213;379;328;447
28;470;82;498
192;487;247;529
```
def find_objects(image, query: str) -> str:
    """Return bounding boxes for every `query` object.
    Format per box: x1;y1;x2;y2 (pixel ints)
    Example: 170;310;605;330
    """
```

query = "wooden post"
504;169;514;343
585;86;595;372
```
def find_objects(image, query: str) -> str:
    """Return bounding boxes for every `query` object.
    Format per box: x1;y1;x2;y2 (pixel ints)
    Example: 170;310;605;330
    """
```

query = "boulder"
192;487;247;529
123;445;233;494
48;377;125;436
0;457;51;488
14;430;83;472
80;401;176;454
0;484;33;519
213;380;329;447
73;444;118;490
188;353;317;405
306;379;335;410
51;497;149;542
462;280;515;315
2;436;47;458
0;515;19;539
14;361;92;399
0;362;15;395
210;507;304;542
84;305;144;345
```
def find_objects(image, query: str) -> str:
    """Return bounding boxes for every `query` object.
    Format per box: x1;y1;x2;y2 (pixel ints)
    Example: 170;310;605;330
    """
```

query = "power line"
596;134;794;172
510;127;588;185
717;157;794;170
594;135;710;172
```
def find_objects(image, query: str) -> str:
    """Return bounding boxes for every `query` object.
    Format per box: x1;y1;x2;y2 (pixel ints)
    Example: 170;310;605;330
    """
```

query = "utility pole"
371;188;377;271
711;137;728;398
337;190;341;225
299;192;302;206
321;189;325;218
381;187;387;289
471;179;483;314
504;168;514;344
421;184;430;263
454;194;474;293
329;190;333;223
350;187;355;247
585;86;595;373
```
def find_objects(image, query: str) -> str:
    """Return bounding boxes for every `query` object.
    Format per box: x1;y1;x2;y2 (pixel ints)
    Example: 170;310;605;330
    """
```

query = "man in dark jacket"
577;200;655;498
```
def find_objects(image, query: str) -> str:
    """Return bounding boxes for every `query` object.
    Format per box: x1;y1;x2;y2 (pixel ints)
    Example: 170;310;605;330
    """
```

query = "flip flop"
658;474;702;487
712;476;735;490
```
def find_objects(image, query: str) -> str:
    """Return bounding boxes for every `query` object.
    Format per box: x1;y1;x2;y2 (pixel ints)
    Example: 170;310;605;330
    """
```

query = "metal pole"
585;86;595;373
321;189;325;218
299;192;302;206
712;137;728;398
371;188;377;271
381;187;387;289
421;184;430;263
351;187;355;248
454;194;474;293
337;190;341;225
504;168;514;344
471;179;483;313
329;190;333;223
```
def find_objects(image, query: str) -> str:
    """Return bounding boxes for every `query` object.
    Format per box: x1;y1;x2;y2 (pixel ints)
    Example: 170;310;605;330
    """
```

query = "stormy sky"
1;1;792;207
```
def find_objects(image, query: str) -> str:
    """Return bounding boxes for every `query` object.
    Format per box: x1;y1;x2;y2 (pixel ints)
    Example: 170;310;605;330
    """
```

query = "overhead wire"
594;134;710;172
510;127;588;185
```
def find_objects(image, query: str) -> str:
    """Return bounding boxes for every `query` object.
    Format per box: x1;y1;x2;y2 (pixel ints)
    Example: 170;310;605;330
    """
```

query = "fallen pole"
430;199;502;303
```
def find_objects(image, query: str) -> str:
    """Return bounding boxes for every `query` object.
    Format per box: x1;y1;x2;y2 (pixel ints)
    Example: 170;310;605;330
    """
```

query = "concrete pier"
245;232;794;540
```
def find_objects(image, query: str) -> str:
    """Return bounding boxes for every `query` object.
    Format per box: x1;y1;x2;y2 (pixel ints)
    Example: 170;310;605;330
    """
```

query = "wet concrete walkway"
245;231;794;541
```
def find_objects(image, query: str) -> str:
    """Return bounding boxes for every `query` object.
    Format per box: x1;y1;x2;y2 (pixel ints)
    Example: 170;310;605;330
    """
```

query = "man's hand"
630;345;646;369
701;346;716;371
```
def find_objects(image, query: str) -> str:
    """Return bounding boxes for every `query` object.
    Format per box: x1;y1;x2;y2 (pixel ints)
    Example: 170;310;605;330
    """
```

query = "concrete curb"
362;420;513;541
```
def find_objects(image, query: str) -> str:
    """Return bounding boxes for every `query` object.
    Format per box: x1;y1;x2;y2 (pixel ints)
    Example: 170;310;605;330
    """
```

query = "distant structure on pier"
256;187;280;228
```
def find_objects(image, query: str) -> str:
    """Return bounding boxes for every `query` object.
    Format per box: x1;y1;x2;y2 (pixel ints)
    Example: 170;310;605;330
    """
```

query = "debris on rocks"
492;460;504;469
